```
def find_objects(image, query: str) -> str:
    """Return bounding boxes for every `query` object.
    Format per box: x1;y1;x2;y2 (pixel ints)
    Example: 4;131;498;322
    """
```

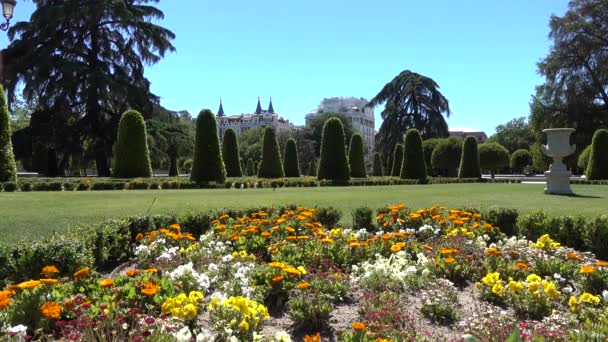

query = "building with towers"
216;97;294;138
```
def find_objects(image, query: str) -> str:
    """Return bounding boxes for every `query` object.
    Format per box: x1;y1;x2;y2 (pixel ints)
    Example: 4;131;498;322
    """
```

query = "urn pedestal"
541;128;576;195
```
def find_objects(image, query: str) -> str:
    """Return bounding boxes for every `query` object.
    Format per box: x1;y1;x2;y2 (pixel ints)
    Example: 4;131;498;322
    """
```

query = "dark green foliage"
222;128;243;177
283;138;301;177
401;129;427;181
390;144;404;177
510;149;533;173
317;118;350;181
584;215;608;260
530;142;552;173
315;206;342;228
482;208;519;237
352;206;373;230
2;182;18;192
348;134;367;178
112;110;152;178
254;161;259;174
372;153;383;176
458;136;481;179
478;143;510;178
306;112;355;156
258;127;284;178
586;129;608;180
308;159;318;177
245;158;255;176
190;109;226;184
0;84;17;182
422;138;442;175
431;137;462;177
578;145;591;171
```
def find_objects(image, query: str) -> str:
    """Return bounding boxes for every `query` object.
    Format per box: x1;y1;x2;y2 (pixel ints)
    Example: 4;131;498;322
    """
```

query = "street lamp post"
0;0;16;85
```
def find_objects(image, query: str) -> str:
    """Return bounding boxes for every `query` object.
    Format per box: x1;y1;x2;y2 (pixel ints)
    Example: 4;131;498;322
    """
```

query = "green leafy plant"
112;110;152;178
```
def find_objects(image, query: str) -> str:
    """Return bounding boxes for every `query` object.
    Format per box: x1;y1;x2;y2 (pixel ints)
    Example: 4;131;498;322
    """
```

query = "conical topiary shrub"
318;117;350;181
246;158;255;177
431;137;462;177
190;109;226;184
372;153;383;176
348;133;366;178
258;127;284;178
586;129;608;180
458;136;481;179
308;159;317;177
401;129;427;182
390;144;404;177
386;153;393;176
0;84;17;182
283;138;300;177
112;110;152;178
222;128;243;177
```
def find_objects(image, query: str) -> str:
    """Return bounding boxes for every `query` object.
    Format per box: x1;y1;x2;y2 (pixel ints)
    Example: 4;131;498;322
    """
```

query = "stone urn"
541;128;576;194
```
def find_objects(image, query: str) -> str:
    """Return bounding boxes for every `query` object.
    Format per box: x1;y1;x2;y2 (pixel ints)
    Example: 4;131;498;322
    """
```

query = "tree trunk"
491;170;496;179
95;145;110;177
169;155;178;177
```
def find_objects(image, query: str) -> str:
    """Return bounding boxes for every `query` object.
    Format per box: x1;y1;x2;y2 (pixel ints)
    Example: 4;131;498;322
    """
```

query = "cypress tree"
112;109;152;178
283;138;301;177
390;144;404;177
190;109;226;184
222;128;243;177
254;161;259;175
401;129;427;181
348;133;367;178
258;127;284;178
317;117;350;181
0;84;17;182
308;159;317;177
372;152;383;176
458;136;481;179
586;129;608;180
246;158;255;176
386;153;393;176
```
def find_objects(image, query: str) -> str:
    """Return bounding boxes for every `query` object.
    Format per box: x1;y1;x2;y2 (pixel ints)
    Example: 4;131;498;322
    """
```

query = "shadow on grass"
552;193;604;199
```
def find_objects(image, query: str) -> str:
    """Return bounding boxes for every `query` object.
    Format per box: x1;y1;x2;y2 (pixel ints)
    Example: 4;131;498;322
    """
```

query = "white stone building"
216;97;294;138
306;97;375;157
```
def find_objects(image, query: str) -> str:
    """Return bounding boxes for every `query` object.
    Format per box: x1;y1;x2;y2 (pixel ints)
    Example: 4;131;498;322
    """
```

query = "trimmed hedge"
308;159;318;177
422;138;442;176
586;129;608;180
390;144;404;177
348;133;367;178
478;142;510;178
112;110;152;178
401;129;427;182
246;158;255;177
431;137;462;177
510;149;533;174
191;109;226;184
258;127;284;178
318;118;350;181
222;128;243;178
578;145;591;171
372;153;383;177
0;84;17;182
283;138;301;177
458;136;481;179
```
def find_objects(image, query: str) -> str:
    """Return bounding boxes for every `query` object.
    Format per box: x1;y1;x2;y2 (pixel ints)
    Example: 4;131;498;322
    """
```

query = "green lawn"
1;183;607;245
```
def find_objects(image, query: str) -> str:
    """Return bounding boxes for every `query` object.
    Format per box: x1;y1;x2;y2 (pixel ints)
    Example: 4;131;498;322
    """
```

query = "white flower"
208;263;218;272
175;326;192;341
8;325;27;337
253;332;265;342
405;265;417;275
222;254;233;263
274;331;292;342
134;245;149;256
421;268;430;276
196;328;215;342
562;286;573;294
602;290;608;302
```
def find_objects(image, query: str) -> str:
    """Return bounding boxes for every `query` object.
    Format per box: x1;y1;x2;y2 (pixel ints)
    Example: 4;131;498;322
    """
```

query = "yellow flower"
40;279;59;286
283;267;301;276
297;266;307;275
239;319;250;331
568;296;578;312
74;268;90;280
526;274;541;283
581;265;596;274
40;301;62;319
482;272;501;287
17;280;41;290
141;281;160;297
189;291;204;302
579;292;601;305
492;283;504;296
507;280;523;293
99;279;114;288
444;257;455;264
297;282;311;290
543;280;560;299
41;265;60;278
182;303;198;319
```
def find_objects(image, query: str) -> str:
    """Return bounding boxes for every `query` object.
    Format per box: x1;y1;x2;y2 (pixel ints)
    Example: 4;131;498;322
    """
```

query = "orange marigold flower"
444;257;456;264
303;332;321;342
422;244;433;251
515;262;529;271
261;232;271;237
352;322;367;331
375;338;391;342
170;223;181;231
40;279;59;285
485;248;502;256
581;265;596;274
135;233;144;241
268;262;286;269
74;268;90;280
141;281;160;296
63;299;75;312
283;267;301;276
99;279;114;288
567;252;584;262
297;282;311;289
596;261;608;267
17;280;41;290
126;269;139;278
321;238;334;244
219;214;230;221
272;275;284;284
0;290;12;310
390;245;402;253
185;233;196;241
41;265;60;278
383;233;393;241
40;301;62;319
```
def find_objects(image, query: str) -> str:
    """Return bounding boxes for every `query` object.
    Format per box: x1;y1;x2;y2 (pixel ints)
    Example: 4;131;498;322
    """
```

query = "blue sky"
3;0;569;135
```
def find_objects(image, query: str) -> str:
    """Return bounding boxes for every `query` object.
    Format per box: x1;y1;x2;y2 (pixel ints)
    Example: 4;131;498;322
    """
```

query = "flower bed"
1;205;608;341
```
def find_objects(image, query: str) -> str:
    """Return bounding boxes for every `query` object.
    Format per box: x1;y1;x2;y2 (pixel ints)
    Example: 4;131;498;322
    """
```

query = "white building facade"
216;98;294;138
306;97;375;157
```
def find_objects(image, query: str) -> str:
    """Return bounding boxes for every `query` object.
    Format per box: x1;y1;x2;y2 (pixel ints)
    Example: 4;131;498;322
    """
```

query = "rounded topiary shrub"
246;158;255;177
578;145;591;172
372;152;383;177
317;117;350;181
258;127;284;179
390;144;404;177
190;109;226;184
478;142;510;178
308;159;318;177
422;138;442;176
348;133;366;178
0;84;16;182
431;137;462;177
458;136;481;179
401;129;427;182
586;129;608;180
112;109;152;178
510;149;533;174
222;128;243;177
283;138;300;177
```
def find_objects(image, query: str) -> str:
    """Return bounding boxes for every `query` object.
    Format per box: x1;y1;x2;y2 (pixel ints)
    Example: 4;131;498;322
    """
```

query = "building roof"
255;97;263;115
217;98;225;117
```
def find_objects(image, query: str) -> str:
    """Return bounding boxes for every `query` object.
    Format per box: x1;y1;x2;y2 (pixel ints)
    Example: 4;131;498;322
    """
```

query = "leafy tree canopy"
486;117;535;153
